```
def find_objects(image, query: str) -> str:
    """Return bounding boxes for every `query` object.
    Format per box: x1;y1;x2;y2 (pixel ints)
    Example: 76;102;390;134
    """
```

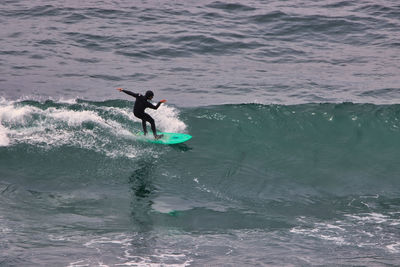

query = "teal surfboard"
136;132;192;145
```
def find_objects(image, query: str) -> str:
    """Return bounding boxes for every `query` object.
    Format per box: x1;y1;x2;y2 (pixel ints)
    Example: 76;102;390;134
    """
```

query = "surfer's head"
145;90;154;100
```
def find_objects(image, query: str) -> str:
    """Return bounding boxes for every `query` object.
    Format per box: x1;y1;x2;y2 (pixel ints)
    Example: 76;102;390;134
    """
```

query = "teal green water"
1;99;399;265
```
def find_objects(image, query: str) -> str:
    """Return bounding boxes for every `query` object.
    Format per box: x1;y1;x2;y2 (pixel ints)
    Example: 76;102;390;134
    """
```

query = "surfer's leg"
143;113;156;135
143;113;163;139
135;113;148;135
141;119;147;135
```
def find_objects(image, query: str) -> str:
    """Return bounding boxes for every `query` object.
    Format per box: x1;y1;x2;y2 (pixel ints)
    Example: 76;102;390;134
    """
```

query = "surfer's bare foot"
154;134;164;140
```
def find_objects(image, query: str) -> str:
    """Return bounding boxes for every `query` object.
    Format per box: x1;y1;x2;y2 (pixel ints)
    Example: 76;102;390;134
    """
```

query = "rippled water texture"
1;0;399;105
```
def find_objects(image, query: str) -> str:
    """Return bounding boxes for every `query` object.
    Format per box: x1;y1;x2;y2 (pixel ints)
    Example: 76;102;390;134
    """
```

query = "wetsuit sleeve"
122;90;139;98
146;101;162;110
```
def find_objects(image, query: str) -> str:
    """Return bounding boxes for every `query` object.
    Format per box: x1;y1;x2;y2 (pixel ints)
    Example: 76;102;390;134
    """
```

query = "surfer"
117;88;166;139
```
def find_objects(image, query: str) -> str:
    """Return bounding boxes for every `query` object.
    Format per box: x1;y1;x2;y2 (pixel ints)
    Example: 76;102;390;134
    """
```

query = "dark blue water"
1;0;400;266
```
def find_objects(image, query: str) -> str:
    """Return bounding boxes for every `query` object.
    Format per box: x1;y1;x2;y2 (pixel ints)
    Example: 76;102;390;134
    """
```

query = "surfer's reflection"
129;158;156;232
127;157;165;261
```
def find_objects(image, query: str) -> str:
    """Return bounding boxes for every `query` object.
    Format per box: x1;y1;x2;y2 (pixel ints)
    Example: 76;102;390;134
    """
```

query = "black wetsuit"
122;90;162;135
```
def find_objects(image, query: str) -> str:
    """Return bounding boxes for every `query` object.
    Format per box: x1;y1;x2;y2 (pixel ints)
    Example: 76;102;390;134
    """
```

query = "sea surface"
1;0;400;266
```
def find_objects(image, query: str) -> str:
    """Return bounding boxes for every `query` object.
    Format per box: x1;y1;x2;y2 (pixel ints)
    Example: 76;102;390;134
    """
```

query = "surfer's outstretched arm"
117;88;139;98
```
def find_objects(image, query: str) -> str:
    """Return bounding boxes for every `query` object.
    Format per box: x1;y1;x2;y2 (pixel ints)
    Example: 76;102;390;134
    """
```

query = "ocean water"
1;0;400;266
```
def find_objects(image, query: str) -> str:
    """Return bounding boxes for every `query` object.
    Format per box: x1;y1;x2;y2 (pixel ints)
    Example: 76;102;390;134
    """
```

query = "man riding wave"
117;88;166;139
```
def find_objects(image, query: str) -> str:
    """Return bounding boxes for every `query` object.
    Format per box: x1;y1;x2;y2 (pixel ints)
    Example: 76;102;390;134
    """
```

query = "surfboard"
136;132;192;145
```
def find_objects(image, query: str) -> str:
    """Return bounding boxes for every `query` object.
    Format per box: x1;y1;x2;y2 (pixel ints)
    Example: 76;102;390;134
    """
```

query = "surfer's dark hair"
145;90;154;99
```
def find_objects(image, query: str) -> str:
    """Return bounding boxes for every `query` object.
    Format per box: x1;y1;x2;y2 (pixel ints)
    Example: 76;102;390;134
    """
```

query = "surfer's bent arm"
147;102;162;110
121;89;139;98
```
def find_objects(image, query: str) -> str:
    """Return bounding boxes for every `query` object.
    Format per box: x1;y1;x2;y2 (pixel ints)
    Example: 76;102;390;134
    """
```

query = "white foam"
345;212;389;224
0;100;127;155
290;225;350;246
57;97;78;104
0;103;40;124
102;106;132;118
146;104;187;133
81;233;193;267
0;100;41;146
0;99;188;158
291;211;400;254
315;223;345;231
0;124;9;146
48;108;106;127
81;102;188;134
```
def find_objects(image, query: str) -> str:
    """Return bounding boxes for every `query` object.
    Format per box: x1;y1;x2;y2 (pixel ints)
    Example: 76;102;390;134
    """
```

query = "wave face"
1;99;400;265
188;102;400;198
